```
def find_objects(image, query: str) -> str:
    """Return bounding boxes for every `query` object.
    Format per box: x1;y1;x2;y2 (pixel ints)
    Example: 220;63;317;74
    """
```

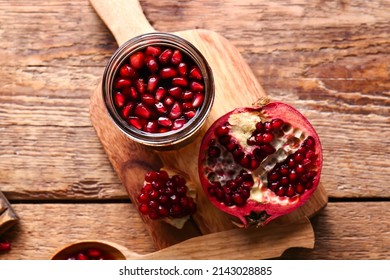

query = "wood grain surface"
0;0;389;259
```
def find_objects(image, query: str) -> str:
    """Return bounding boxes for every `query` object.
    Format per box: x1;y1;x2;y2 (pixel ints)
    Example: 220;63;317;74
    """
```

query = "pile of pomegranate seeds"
137;171;196;220
112;45;206;133
0;239;11;252
66;248;114;260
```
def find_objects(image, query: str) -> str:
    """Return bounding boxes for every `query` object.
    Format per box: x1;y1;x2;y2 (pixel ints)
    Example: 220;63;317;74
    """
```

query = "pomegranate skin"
198;101;323;227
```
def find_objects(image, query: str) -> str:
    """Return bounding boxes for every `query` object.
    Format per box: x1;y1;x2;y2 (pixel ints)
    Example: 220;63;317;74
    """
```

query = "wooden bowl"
50;240;127;260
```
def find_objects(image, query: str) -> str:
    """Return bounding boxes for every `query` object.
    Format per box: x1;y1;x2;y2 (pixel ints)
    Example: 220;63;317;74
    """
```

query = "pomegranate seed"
184;110;196;119
114;92;125;108
158;117;173;127
121;103;134;118
114;78;131;89
262;132;274;143
215;126;230;136
172;118;186;130
87;249;101;258
172;77;188;87
177;62;188;76
271;118;284;130
155;102;167;114
0;240;11;251
138;192;149;203
77;253;88;260
130;51;145;69
192;92;204;108
158;205;169;217
145;56;158;73
169;102;182;119
189;66;203;80
155;87;167;101
145;46;162;57
168;87;182;99
208;146;221;158
149;210;160;220
139;204;149;214
190;81;204;91
142;94;156;107
163;96;175;107
182;102;193;111
295;183;305;194
144;121;158;133
147;75;159;93
171;49;182;65
289;169;297;181
127;116;144;130
159;67;177;79
124;87;138;100
294;153;304;162
159;48;173;64
286;185;295;197
135;78;146;94
134;104;152;119
119;64;137;78
182;90;193;100
296;164;305;173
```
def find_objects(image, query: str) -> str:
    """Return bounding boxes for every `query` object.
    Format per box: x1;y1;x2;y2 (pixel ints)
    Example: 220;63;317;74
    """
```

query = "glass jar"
102;32;214;150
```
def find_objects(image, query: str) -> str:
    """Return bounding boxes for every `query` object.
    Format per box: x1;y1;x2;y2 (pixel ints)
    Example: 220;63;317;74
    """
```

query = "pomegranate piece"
112;44;206;133
137;170;196;229
198;101;323;227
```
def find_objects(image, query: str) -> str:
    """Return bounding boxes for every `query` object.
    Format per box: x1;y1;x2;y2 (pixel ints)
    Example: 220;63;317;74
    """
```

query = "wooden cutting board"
88;0;328;257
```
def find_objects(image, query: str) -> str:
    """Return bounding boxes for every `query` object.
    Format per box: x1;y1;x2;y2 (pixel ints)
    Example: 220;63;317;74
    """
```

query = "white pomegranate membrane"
112;45;205;133
198;102;323;227
137;170;197;229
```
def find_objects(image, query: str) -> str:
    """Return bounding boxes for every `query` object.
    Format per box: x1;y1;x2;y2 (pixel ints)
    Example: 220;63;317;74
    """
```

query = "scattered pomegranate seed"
0;240;11;251
65;248;114;260
112;44;207;133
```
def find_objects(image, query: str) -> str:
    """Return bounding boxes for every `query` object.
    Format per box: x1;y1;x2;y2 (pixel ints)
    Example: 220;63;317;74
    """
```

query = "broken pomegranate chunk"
198;101;323;227
137;170;196;229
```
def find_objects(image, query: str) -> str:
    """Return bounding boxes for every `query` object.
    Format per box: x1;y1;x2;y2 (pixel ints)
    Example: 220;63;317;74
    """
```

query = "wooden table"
1;0;389;260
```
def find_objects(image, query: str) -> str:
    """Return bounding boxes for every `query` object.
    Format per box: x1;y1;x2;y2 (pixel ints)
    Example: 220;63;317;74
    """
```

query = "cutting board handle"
89;0;155;46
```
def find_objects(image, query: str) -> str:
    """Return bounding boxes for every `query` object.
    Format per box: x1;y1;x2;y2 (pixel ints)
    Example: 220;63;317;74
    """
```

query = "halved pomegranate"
198;100;323;227
137;169;197;229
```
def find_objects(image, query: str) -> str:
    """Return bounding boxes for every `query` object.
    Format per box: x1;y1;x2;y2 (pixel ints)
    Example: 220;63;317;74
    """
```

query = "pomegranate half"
198;101;323;227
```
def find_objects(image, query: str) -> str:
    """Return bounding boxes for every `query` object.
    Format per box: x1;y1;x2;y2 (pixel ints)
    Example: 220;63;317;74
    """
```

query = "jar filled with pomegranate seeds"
102;32;214;149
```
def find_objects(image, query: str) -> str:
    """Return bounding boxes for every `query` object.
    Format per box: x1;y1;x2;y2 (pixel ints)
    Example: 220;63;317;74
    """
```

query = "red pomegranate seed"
189;66;203;80
286;185;295;197
147;75;159;93
127;116;144;130
142;94;155;107
158;117;173;127
271;118;284;130
0;240;11;251
121;103;134;118
145;56;158;73
130;51;145;69
163;96;175;107
155;87;167;101
119;64;137;78
87;249;102;258
77;253;88;260
122;87;138;100
262;132;274;143
171;50;182;65
172;77;188;87
144;121;158;133
190;81;204;91
159;67;178;79
192;92;204;108
114;78;131;89
182;102;193;111
135;78;146;94
134;104;152;119
177;62;188;76
139;204;149;214
159;48;173;64
169;102;182;120
168;87;182;99
182;90;193;100
114;92;125;108
145;46;162;57
155;102;167;114
184;110;196;119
